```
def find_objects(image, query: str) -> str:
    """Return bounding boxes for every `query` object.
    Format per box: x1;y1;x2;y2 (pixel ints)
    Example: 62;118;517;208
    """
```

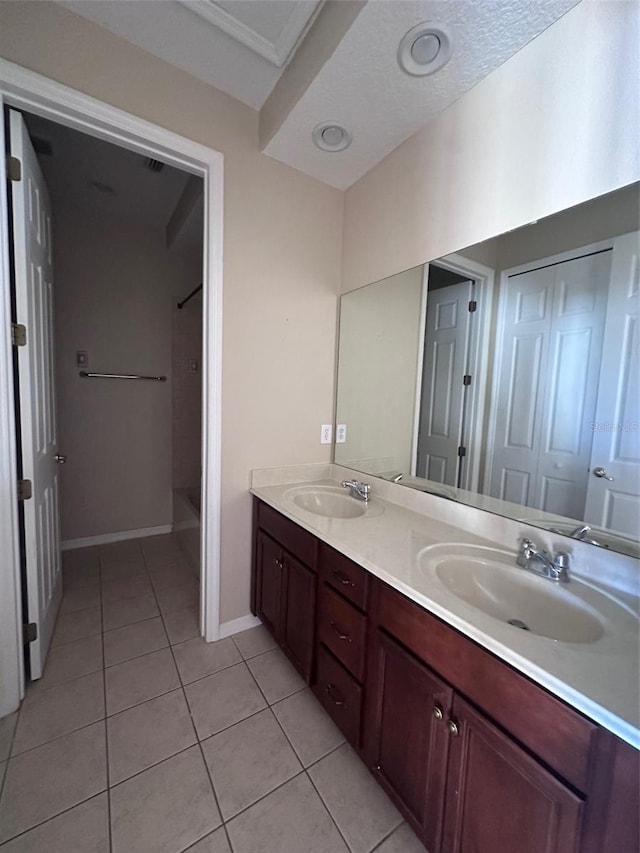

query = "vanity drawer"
319;543;369;610
314;643;362;749
318;584;367;681
258;502;317;568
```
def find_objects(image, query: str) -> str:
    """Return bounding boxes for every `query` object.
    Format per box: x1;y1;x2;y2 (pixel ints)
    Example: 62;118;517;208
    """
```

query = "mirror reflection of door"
416;265;475;487
485;238;640;537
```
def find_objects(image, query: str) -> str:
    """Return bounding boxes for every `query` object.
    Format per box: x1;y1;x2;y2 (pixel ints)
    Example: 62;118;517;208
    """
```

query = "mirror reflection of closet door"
487;249;609;518
585;232;640;536
416;280;473;486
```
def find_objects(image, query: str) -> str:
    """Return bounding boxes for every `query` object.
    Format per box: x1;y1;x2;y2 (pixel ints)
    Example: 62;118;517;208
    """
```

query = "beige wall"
342;0;640;292
0;1;343;622
335;266;423;475
54;207;201;541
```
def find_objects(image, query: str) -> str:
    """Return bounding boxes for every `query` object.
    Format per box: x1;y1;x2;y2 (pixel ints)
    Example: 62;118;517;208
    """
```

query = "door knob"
592;467;613;481
54;454;67;464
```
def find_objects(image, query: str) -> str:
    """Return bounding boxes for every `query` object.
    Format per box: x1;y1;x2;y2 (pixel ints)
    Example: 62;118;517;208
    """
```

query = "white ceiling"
59;0;323;109
58;0;582;189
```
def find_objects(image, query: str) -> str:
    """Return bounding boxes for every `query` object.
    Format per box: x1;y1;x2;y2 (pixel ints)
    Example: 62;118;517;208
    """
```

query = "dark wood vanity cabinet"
252;500;317;680
251;499;639;853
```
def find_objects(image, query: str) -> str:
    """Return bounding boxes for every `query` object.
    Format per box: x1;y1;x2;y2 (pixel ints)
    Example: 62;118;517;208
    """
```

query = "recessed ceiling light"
398;23;453;77
312;122;352;152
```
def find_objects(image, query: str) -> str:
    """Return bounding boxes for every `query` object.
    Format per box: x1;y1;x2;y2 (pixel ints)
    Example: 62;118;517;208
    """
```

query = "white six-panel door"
417;280;473;486
10;109;62;679
585;232;640;536
488;250;610;519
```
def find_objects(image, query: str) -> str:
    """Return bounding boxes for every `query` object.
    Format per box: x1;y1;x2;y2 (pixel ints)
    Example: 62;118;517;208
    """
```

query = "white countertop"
251;465;640;750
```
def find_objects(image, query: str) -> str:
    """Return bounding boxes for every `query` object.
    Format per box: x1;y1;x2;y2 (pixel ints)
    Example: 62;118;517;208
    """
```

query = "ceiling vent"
398;23;453;77
146;158;165;173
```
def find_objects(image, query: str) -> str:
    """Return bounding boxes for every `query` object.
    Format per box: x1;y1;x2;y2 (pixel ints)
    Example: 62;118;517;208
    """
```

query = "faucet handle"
552;551;570;581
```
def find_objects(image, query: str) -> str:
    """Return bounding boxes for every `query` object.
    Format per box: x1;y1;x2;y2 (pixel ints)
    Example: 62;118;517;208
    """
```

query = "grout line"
98;552;114;853
0;792;110;848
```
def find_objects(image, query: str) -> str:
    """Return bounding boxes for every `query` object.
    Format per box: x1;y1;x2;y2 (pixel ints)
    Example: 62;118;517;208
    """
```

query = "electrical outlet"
336;424;347;444
320;424;333;444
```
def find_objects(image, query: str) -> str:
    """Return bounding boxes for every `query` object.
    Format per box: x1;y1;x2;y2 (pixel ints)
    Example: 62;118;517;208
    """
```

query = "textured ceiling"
264;0;582;188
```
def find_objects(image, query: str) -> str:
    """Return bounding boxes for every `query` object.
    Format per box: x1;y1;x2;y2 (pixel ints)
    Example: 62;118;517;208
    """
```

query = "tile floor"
0;534;423;853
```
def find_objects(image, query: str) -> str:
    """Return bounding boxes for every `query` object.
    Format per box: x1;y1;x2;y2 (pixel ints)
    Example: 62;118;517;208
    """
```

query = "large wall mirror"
335;183;640;559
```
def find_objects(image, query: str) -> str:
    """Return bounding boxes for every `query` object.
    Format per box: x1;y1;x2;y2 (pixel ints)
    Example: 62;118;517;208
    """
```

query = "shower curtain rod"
177;283;203;309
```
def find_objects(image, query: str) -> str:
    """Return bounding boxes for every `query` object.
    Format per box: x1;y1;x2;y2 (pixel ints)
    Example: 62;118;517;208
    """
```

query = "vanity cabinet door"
282;551;316;681
256;531;284;643
441;695;584;853
365;629;453;851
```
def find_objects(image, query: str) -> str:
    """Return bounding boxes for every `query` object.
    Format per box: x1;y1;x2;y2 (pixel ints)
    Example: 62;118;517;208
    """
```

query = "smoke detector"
312;122;352;152
398;23;453;77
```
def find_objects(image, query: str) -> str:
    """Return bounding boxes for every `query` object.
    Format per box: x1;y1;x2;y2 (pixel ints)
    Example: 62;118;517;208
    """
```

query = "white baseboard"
61;524;174;551
218;614;262;639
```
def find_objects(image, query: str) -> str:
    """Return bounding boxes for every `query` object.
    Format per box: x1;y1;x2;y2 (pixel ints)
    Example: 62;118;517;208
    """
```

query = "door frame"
0;59;225;716
412;253;495;492
483;238;614;500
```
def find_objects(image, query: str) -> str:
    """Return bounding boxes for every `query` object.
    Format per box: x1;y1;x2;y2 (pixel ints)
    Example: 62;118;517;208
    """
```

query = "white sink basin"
284;485;384;519
417;543;635;644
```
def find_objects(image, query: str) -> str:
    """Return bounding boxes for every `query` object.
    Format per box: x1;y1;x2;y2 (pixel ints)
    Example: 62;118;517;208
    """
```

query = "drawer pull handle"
332;570;355;587
330;620;352;643
326;683;346;707
433;705;443;721
447;719;460;737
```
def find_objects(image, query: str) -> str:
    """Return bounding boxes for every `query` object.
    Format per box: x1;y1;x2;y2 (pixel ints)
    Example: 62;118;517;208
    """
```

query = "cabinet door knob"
432;705;443;721
330;620;352;642
447;719;460;737
325;683;346;707
332;570;355;587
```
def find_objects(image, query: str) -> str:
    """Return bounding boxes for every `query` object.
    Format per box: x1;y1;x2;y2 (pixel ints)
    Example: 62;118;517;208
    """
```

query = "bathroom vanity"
250;468;639;853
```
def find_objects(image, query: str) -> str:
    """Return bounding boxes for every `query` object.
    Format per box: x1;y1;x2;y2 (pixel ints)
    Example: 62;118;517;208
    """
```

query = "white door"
10;109;62;679
487;251;609;518
417;280;472;485
585;232;640;536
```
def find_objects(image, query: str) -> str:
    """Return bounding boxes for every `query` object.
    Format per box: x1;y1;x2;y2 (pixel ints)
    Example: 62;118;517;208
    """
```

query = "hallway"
0;535;418;852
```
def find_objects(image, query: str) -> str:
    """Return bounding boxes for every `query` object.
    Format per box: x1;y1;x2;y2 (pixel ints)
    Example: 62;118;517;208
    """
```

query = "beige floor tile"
185;664;266;740
145;553;189;572
202;708;302;820
100;560;147;583
102;592;159;631
272;688;345;767
99;540;143;565
173;637;241;684
0;793;109;853
12;671;104;755
246;648;305;704
226;773;348;853
0;722;107;843
372;823;425;853
30;634;103;692
155;579;199;615
0;713;18;762
163;606;200;645
183;827;232;853
101;574;153;603
0;760;6;791
231;624;277;660
103;616;168;667
110;746;221;853
107;689;197;784
62;562;100;591
51;605;102;647
149;563;194;590
309;744;403;853
59;584;102;615
62;547;100;573
105;648;180;715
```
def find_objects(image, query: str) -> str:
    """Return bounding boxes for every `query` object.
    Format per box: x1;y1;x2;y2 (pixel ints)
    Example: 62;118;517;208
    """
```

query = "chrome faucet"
389;473;404;483
516;538;570;582
341;479;371;502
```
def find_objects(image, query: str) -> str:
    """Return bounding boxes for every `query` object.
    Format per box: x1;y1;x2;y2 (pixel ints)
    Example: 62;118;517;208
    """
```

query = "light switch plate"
336;424;347;443
320;424;333;444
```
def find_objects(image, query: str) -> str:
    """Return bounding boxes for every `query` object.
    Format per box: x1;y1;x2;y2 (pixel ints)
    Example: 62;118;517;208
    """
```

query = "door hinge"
7;156;22;182
463;374;472;386
457;446;467;458
11;323;27;347
23;622;38;645
468;300;477;313
17;479;32;501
